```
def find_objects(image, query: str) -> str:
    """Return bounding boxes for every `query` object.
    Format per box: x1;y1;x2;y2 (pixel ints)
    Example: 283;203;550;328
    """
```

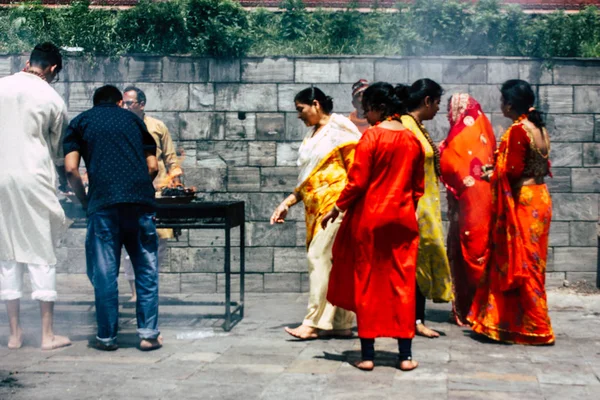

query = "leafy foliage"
186;0;251;57
0;0;599;58
117;0;187;54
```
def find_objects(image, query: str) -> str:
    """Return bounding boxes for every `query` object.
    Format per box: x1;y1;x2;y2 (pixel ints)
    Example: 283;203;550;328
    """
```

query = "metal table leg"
240;220;245;318
224;225;231;331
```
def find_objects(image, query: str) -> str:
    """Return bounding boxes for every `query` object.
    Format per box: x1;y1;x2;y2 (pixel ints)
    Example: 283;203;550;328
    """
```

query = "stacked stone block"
1;55;597;292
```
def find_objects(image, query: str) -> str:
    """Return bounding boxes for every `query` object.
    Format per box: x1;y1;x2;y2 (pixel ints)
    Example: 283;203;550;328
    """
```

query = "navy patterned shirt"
63;103;157;215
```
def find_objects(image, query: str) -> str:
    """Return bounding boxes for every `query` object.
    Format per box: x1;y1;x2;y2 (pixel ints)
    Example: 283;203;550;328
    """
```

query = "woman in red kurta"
322;82;425;371
439;94;496;326
468;80;555;345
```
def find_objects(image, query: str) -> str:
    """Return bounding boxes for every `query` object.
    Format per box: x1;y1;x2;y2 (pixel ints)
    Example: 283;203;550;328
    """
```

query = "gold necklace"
406;113;442;178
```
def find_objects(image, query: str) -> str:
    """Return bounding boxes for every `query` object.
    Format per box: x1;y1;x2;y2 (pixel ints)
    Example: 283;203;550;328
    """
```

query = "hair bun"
394;84;410;101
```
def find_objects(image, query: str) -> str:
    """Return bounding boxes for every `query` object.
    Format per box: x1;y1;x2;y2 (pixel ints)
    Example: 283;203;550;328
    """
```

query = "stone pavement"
0;289;599;400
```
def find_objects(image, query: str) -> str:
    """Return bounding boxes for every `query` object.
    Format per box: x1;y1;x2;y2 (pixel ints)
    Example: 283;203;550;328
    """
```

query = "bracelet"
334;204;343;213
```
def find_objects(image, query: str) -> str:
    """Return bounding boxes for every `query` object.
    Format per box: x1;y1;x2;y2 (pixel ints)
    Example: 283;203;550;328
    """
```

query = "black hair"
123;85;147;105
500;79;545;130
401;79;443;178
93;85;123;106
361;82;408;118
29;42;63;73
401;78;444;112
294;87;334;114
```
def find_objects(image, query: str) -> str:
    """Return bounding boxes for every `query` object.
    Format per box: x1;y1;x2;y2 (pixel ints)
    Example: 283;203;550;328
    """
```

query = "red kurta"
327;125;425;339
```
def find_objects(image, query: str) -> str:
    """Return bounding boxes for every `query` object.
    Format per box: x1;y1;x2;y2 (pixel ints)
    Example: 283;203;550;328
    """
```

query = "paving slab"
1;290;599;399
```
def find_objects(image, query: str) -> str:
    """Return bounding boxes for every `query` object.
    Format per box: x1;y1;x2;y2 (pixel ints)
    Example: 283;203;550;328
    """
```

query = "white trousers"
123;238;168;281
0;260;57;302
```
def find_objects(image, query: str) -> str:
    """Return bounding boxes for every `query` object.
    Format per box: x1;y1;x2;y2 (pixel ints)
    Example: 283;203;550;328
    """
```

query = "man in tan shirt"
122;86;182;301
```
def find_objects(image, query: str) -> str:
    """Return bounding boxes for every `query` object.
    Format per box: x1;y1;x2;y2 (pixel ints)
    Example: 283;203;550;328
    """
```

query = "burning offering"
156;172;197;204
156;187;197;204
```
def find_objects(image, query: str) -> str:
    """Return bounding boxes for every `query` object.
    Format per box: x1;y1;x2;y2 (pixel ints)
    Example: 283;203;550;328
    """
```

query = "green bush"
0;2;59;53
0;0;599;58
117;0;187;54
279;0;309;41
186;0;251;57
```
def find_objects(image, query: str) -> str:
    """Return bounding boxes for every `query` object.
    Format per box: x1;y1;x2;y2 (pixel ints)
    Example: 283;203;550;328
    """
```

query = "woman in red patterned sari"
439;94;496;326
468;80;555;345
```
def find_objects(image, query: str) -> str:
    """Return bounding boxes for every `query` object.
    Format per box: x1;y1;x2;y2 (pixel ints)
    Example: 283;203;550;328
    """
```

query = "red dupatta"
439;95;496;291
439;94;496;199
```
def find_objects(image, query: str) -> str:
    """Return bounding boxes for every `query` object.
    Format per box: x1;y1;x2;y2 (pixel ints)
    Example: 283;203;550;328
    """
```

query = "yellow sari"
293;113;361;330
295;113;362;247
401;115;453;303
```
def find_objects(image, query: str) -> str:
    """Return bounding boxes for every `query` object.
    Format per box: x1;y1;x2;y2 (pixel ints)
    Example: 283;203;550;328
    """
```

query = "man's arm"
138;118;159;181
64;151;88;209
50;106;69;192
159;122;183;178
62;116;87;208
146;153;159;181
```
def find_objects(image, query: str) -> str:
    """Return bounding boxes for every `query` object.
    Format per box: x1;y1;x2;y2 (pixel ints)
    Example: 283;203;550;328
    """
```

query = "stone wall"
1;55;598;293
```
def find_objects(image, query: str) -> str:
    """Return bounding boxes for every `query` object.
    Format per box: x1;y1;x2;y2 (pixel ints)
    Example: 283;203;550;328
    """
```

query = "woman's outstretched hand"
270;203;289;224
321;208;340;229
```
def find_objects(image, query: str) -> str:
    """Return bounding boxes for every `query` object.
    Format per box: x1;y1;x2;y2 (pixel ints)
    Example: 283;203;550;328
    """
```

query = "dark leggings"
416;284;426;322
360;338;412;361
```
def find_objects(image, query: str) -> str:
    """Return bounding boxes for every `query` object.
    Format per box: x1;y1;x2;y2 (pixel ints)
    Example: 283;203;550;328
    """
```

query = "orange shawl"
439;94;496;324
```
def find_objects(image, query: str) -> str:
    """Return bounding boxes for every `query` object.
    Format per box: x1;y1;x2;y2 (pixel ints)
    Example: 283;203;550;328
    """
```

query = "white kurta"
0;72;69;265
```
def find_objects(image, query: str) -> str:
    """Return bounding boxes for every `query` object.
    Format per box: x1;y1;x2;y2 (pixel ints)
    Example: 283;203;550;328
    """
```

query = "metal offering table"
64;200;245;331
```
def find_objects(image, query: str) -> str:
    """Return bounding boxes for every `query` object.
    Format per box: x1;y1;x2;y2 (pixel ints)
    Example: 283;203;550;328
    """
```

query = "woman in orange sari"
468;80;555;345
439;94;496;326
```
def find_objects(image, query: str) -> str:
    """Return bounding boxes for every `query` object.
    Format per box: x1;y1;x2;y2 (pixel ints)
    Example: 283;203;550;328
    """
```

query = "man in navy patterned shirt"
63;85;163;351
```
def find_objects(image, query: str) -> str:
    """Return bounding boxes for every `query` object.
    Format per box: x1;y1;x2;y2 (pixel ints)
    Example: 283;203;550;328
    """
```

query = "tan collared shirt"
144;115;181;190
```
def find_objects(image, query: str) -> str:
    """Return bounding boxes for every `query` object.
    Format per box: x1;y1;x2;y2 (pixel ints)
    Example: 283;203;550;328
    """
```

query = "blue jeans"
86;204;160;346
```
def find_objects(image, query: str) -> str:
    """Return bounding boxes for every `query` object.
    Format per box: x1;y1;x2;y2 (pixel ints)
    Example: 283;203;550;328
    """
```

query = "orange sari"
467;118;555;345
439;94;496;326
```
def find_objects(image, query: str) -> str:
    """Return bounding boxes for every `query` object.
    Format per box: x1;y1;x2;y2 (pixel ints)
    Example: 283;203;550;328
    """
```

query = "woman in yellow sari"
271;87;360;339
400;79;453;338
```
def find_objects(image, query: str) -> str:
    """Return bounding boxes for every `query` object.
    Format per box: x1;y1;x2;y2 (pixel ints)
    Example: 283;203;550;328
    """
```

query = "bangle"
334;204;343;213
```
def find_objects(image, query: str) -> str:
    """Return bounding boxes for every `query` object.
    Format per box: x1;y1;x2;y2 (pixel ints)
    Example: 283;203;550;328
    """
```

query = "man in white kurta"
0;42;71;350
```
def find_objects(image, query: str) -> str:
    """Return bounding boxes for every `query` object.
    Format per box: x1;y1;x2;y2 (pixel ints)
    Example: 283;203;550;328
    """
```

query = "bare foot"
140;335;163;351
416;323;440;338
318;328;353;338
352;360;374;371
449;310;470;327
284;325;318;340
399;359;419;371
41;335;71;351
7;328;23;350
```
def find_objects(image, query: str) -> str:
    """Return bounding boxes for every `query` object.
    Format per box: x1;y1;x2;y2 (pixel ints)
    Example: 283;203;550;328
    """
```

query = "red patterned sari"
467;117;555;345
439;94;496;326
